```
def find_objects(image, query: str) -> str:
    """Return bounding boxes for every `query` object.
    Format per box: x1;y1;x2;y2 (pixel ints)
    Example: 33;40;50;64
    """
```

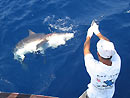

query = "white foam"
47;33;74;48
126;10;130;13
43;15;77;33
49;24;73;32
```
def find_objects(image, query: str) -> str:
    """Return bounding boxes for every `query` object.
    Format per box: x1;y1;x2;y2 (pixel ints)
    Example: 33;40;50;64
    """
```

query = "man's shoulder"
112;51;121;62
84;53;94;58
84;53;99;65
84;53;94;61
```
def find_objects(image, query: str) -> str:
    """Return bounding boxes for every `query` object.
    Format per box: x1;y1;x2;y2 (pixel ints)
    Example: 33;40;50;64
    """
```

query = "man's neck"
100;59;112;66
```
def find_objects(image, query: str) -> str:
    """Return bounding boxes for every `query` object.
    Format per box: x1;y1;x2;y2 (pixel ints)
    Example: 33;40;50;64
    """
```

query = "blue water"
0;0;130;98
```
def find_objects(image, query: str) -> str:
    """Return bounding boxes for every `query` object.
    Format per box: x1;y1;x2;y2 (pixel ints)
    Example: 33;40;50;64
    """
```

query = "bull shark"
13;30;74;62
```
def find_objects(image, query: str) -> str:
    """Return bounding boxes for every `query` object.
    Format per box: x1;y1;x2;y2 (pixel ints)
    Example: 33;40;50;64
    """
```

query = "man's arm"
84;37;91;55
84;24;94;55
96;33;110;41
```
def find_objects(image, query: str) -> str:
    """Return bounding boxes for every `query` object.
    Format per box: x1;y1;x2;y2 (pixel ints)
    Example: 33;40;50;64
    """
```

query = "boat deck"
0;92;58;98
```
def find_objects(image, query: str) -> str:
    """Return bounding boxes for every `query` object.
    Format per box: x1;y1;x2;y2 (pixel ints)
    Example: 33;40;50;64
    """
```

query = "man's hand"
87;26;94;38
91;20;110;41
91;20;100;35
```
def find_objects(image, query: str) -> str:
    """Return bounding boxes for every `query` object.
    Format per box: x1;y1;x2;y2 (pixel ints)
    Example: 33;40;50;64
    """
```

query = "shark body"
14;30;74;62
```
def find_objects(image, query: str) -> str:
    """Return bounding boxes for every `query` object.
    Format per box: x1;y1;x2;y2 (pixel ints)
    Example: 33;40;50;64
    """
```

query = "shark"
13;30;74;62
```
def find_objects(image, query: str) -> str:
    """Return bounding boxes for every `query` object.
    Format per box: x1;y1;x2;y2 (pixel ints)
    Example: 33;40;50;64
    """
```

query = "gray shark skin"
13;30;74;62
14;30;47;53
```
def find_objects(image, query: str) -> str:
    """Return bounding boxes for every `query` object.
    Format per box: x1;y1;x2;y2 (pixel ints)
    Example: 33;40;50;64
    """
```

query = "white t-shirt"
84;51;121;98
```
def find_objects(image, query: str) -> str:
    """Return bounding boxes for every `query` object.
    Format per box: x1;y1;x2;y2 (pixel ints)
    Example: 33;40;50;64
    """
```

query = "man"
79;21;121;98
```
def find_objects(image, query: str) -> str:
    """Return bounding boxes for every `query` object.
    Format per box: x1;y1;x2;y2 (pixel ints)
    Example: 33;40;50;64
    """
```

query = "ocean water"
0;0;130;98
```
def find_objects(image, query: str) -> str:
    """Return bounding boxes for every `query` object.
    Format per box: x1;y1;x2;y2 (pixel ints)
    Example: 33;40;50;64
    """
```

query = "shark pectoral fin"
36;40;48;50
28;29;36;36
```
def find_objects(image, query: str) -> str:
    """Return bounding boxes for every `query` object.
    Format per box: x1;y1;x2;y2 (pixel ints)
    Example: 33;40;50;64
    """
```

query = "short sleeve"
84;53;98;75
111;51;121;69
112;51;121;62
84;53;94;63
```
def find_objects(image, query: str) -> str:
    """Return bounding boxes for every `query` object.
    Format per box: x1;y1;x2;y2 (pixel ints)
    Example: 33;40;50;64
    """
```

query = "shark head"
14;30;46;61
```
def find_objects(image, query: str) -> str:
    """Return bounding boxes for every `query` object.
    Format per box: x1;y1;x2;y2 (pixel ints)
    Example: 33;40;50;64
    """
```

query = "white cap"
97;40;115;59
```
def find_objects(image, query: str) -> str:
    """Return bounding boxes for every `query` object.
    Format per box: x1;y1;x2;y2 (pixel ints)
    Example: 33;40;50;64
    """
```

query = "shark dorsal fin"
28;30;36;36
